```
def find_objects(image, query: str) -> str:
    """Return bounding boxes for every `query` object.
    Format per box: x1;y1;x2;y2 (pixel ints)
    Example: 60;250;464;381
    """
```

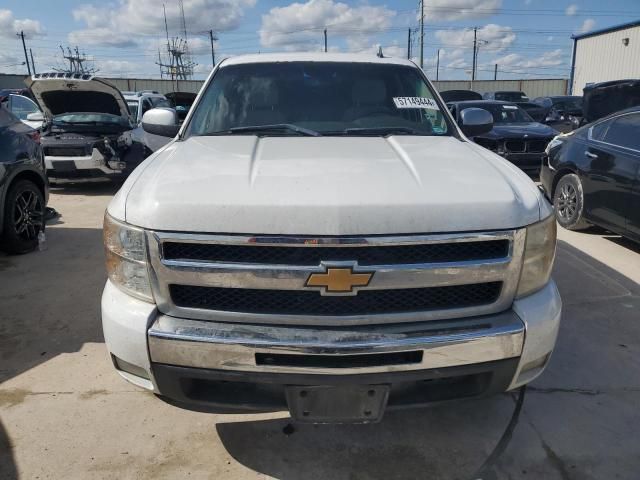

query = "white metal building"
570;20;640;94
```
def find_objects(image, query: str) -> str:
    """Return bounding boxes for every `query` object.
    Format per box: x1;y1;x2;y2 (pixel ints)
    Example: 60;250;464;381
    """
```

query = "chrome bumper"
148;311;524;376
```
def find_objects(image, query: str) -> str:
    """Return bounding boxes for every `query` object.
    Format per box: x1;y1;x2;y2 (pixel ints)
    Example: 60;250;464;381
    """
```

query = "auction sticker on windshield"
393;97;439;110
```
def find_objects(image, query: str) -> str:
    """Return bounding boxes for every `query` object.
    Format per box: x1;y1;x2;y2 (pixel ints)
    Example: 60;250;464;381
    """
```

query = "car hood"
24;75;129;120
113;135;544;235
479;122;558;139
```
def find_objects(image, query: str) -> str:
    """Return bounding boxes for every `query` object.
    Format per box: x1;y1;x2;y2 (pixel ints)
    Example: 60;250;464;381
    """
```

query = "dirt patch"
79;389;109;400
0;388;30;408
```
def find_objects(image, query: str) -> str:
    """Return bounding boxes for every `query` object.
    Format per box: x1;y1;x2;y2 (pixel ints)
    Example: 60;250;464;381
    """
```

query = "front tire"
553;173;590;230
1;180;45;254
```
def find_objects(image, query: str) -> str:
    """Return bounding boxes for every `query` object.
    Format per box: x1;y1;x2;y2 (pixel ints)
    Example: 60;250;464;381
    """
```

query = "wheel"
1;180;45;254
553;173;590;230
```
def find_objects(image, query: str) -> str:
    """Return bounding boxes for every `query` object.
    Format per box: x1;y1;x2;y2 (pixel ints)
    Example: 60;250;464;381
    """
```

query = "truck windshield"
185;62;451;137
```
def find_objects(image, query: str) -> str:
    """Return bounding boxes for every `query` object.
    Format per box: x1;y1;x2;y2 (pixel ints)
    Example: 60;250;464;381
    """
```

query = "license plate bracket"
285;384;390;424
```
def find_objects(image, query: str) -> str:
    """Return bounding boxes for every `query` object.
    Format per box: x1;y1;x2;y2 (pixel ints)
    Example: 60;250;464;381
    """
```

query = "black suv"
0;106;48;254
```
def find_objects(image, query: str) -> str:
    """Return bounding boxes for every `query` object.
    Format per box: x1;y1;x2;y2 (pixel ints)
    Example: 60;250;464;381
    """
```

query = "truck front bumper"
102;279;561;418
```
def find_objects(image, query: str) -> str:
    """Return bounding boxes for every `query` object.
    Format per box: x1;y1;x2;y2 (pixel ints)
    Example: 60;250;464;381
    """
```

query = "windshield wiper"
209;124;321;137
338;126;425;136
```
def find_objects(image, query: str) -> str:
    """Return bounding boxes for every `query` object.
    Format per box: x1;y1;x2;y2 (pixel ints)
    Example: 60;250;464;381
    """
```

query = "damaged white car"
25;73;157;183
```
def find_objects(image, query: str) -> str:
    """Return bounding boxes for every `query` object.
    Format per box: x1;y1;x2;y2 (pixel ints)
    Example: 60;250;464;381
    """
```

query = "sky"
1;0;638;81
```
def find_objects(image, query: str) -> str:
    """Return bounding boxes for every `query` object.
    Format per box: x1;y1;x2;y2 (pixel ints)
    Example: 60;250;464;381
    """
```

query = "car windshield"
555;98;582;111
495;92;529;102
52;112;130;126
186;62;451;137
468;103;534;124
150;98;171;108
127;102;139;119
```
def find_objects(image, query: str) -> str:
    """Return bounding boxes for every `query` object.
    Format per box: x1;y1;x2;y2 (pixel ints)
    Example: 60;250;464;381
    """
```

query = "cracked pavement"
1;184;639;479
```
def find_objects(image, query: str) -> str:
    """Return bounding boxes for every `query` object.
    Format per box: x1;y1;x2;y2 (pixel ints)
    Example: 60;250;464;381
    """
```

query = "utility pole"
494;63;498;80
208;29;217;66
29;49;36;75
419;0;424;68
472;27;477;82
436;49;440;81
407;28;411;59
324;29;327;52
17;31;31;75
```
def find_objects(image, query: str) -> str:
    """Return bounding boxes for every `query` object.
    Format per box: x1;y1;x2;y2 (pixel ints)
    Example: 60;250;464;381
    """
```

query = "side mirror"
459;107;493;137
141;108;180;137
26;111;44;122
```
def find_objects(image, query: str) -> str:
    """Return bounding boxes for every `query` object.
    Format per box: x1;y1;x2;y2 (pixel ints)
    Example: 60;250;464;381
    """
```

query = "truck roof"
220;52;418;68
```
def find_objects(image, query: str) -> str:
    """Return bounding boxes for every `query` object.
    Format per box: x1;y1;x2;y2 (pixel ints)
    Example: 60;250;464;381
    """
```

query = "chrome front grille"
169;282;503;316
147;230;525;326
161;239;510;266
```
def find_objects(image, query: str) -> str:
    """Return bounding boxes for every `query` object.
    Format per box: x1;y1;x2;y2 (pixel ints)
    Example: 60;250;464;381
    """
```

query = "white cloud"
565;4;578;16
423;0;502;22
435;24;516;53
69;0;255;47
488;49;565;74
69;28;136;48
446;58;469;70
96;60;140;76
0;52;20;66
259;0;395;51
579;18;596;34
524;0;533;4
0;9;43;39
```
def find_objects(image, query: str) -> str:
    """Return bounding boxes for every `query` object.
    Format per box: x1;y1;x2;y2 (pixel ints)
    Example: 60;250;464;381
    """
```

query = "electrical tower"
55;46;97;74
157;38;196;81
156;2;196;85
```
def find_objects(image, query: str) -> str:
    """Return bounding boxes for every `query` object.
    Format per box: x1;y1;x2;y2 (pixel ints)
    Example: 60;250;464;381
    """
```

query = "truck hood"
115;135;544;235
25;75;129;119
582;79;640;123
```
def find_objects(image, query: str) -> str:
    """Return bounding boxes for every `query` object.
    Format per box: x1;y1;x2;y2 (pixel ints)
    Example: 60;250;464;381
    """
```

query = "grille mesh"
504;140;526;153
162;240;510;266
44;146;87;157
527;140;548;153
169;282;502;316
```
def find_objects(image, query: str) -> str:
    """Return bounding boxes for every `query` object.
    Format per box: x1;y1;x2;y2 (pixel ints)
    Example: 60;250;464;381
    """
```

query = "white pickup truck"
102;53;561;423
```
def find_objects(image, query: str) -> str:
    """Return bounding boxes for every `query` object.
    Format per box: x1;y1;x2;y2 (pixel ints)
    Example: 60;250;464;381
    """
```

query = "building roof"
572;19;640;40
221;52;417;67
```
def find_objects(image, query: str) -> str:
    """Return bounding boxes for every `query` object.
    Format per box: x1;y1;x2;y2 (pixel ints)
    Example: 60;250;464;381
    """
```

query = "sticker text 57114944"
393;97;440;110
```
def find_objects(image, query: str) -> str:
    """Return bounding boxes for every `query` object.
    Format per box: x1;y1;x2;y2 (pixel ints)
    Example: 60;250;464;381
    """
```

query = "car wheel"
1;179;45;254
553;173;590;230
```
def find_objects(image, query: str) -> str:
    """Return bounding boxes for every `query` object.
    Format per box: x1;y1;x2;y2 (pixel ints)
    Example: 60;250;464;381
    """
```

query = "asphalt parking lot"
1;184;640;480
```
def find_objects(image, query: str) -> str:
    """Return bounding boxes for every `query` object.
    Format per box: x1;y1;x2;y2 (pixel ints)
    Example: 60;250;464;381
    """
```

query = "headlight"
517;215;557;298
544;136;563;155
104;213;154;302
545;131;574;155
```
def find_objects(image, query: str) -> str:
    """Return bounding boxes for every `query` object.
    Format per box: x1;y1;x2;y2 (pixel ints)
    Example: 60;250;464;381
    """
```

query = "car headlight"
104;213;154;302
517;215;557;298
545;131;575;155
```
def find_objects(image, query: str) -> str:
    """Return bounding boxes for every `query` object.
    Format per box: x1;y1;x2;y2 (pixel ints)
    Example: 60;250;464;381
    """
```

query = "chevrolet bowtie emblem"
306;267;374;294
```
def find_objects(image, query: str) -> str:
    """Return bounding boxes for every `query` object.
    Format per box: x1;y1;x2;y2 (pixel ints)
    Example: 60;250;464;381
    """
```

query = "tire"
1;180;45;254
553;173;590;231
